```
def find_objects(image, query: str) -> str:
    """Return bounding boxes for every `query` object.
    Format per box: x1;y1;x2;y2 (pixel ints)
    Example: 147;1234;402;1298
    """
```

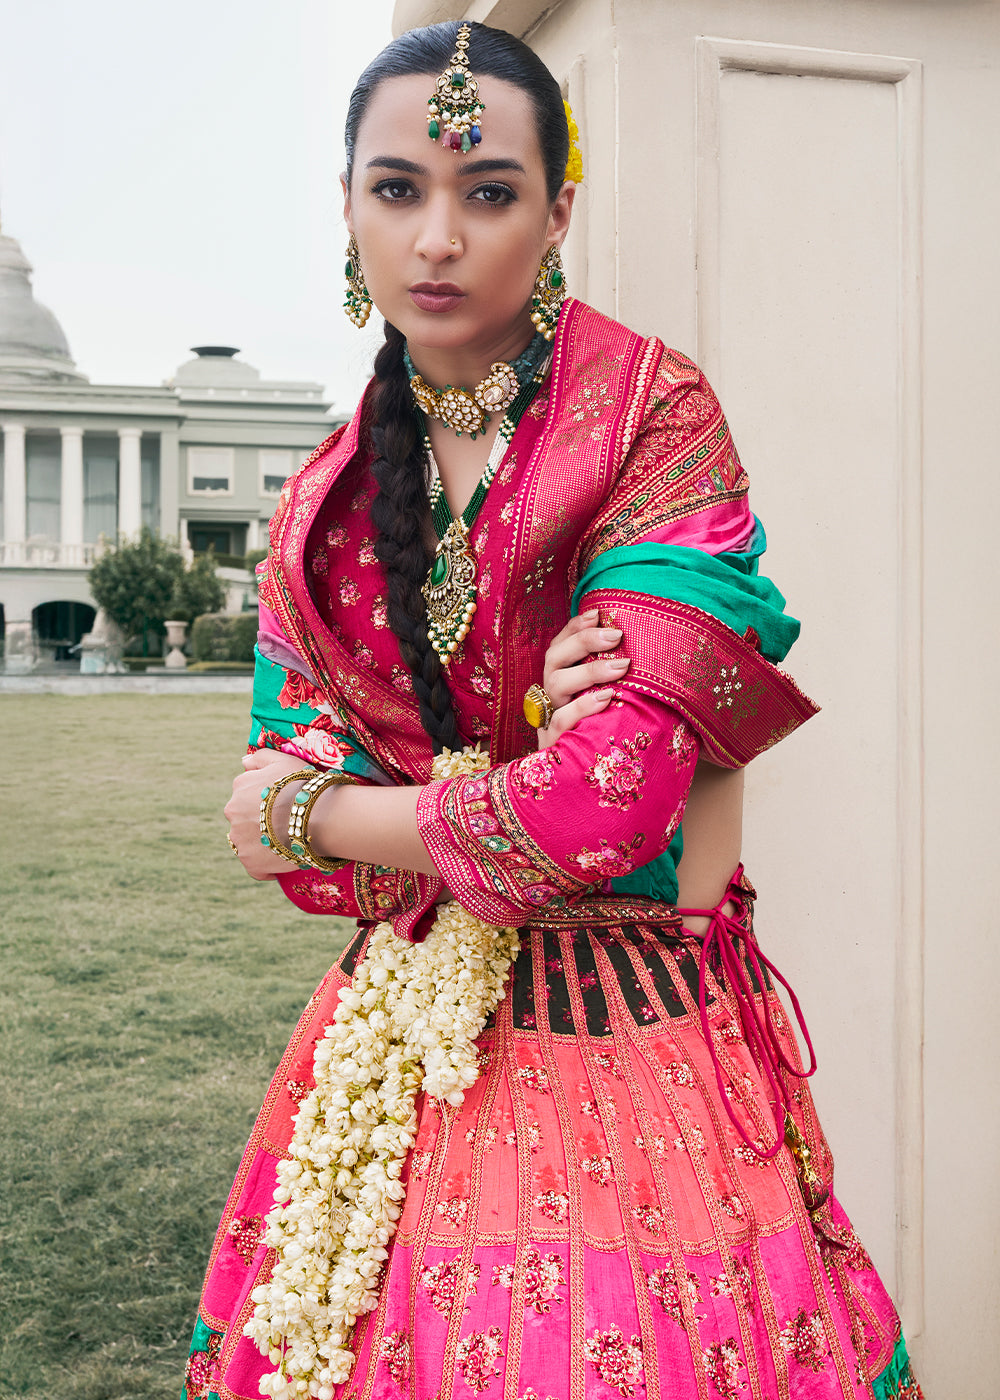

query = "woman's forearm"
291;781;436;874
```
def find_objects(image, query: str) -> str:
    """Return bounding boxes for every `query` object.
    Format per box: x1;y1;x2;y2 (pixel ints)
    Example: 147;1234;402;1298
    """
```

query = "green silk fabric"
570;520;802;903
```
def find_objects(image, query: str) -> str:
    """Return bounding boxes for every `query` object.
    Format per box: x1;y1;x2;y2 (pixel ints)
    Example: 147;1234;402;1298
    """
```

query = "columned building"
0;217;336;670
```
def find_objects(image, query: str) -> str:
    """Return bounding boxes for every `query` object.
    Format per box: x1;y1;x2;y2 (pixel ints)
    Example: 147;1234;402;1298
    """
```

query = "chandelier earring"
344;235;372;329
530;245;567;341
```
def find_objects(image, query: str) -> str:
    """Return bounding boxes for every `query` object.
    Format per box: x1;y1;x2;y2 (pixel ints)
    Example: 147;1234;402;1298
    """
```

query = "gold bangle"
259;768;316;864
287;769;356;872
523;682;554;730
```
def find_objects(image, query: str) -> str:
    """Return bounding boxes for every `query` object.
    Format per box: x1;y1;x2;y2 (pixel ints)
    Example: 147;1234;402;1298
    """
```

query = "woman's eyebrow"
460;158;526;176
365;156;427;173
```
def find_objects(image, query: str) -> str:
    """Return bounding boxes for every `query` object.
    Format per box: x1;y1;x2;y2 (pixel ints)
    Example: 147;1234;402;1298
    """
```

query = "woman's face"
343;73;573;361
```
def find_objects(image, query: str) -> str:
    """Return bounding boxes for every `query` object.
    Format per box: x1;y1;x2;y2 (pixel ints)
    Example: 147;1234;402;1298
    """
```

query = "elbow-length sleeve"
418;352;818;928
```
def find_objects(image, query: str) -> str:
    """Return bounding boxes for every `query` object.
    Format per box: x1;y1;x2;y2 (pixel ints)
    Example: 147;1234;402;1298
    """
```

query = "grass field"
0;695;353;1400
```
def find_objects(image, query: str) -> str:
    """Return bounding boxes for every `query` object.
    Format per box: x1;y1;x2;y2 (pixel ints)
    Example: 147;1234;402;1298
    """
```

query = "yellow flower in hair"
564;100;584;183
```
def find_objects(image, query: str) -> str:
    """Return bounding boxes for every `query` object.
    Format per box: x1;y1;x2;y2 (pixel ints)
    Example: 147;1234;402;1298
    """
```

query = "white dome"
0;222;86;382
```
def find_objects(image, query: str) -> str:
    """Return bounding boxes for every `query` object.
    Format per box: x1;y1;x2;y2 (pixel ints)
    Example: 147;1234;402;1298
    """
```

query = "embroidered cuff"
417;772;590;927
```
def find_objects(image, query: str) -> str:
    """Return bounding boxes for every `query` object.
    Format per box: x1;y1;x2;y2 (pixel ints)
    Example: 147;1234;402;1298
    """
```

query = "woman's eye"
471;183;516;206
372;179;415;201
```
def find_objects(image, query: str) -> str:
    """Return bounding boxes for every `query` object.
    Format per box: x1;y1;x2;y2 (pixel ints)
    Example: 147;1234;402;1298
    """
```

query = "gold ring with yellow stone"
523;683;554;730
227;834;239;854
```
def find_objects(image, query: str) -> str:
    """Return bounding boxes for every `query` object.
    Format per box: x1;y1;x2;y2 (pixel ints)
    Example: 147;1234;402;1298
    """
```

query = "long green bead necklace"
407;335;550;665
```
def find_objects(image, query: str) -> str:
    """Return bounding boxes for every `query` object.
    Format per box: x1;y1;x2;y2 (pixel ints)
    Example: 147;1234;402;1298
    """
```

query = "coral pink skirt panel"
187;903;905;1400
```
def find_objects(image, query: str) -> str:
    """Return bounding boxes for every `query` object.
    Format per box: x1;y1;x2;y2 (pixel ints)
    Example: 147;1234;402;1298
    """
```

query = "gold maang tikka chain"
426;24;484;153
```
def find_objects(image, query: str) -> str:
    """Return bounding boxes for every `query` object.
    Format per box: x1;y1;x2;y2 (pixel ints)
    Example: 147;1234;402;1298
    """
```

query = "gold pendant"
421;519;478;665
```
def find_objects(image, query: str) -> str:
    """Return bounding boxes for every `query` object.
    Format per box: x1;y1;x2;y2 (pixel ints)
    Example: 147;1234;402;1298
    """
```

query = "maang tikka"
426;23;484;152
343;234;372;329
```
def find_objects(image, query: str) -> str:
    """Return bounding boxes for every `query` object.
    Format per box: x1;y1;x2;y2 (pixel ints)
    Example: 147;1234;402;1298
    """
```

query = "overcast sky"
0;0;397;415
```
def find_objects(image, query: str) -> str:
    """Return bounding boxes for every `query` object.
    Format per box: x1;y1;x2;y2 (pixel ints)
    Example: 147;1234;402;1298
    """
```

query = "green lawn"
0;695;353;1400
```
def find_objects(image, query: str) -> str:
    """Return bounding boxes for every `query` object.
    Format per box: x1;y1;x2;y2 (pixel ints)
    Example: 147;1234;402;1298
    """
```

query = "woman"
184;21;921;1400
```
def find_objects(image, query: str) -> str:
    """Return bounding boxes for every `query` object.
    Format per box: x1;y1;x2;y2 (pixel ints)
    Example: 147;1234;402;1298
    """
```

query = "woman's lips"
409;284;466;313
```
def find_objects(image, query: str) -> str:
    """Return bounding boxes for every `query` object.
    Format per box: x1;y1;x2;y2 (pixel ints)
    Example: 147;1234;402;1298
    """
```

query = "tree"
169;549;227;623
89;529;184;653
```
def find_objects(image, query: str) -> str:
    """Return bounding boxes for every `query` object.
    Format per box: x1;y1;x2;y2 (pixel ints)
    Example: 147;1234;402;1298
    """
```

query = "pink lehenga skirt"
182;874;922;1400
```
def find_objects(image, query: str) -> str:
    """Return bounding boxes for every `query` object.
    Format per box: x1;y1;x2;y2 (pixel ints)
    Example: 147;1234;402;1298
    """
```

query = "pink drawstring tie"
677;865;818;1160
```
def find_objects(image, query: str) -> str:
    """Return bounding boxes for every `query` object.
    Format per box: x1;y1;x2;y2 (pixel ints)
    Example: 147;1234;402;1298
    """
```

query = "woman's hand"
537;607;630;750
224;748;312;880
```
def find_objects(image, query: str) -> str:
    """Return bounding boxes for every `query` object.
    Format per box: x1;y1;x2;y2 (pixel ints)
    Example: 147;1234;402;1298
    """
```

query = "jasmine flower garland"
245;746;520;1400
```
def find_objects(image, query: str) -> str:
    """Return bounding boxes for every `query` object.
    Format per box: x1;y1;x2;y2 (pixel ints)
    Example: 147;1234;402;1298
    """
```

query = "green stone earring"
344;235;372;328
530;245;567;341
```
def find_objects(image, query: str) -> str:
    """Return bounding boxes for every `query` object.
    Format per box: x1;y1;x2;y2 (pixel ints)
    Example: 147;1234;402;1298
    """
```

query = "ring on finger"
227;834;239;854
523;683;554;730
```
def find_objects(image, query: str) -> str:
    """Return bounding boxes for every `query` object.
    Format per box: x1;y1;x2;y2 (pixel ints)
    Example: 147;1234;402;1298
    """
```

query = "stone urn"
163;620;189;670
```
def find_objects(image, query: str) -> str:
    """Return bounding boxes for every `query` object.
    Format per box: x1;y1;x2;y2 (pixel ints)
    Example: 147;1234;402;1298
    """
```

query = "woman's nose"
414;201;461;263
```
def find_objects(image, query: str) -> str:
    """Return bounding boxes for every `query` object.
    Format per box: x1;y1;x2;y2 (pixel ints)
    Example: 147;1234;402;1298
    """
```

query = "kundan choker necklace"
404;333;549;439
414;339;551;663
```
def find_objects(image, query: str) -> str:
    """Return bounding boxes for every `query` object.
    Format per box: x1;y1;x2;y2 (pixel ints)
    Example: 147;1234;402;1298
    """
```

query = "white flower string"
245;746;520;1399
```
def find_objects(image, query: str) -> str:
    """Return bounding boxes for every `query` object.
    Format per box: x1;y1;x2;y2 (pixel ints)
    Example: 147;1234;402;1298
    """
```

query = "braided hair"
345;24;569;753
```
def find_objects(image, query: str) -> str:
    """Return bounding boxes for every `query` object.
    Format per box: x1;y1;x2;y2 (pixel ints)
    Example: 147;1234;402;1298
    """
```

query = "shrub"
170;551;227;623
244;547;269;572
89;528;183;651
190;611;258;664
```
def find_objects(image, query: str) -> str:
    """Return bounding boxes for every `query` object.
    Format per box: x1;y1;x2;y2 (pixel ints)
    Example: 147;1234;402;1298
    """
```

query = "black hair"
345;23;568;754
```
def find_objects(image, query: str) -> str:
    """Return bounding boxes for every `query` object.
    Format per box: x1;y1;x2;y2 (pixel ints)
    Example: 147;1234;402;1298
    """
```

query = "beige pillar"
60;425;85;553
2;422;27;545
117;427;142;538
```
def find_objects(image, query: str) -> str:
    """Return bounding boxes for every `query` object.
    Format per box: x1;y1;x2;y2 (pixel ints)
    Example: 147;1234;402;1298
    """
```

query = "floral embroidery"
709;1272;732;1298
310;547;329;578
518;1390;559;1400
594;1051;625;1078
287;876;350;914
511;748;560;802
228;1213;264;1265
353;640;376;670
470;715;491;739
380;1330;411;1385
500;498;516;525
633;1133;669;1160
285;1078;312;1104
503;1120;542;1152
371;595;388;630
778;1308;829;1372
184;1332;222;1399
582;1326;644;1397
631;1202;666;1235
492;1246;565;1313
533;1190;569;1223
419;1259;481;1316
648;1263;704;1325
349;489;368;512
479;560;493;599
391;664;414;693
702;1338;746;1400
662;1060;694;1088
455;1326;504;1393
585;734;651;810
719;1193;746;1219
436;1195;469;1228
410;1150;433;1180
571;833;645;879
669;720;698;768
580;1155;614;1187
517;1065;550;1093
339;577;361;607
326;523;347;548
733;1143;769;1168
357;537;377;566
470;665;494;699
